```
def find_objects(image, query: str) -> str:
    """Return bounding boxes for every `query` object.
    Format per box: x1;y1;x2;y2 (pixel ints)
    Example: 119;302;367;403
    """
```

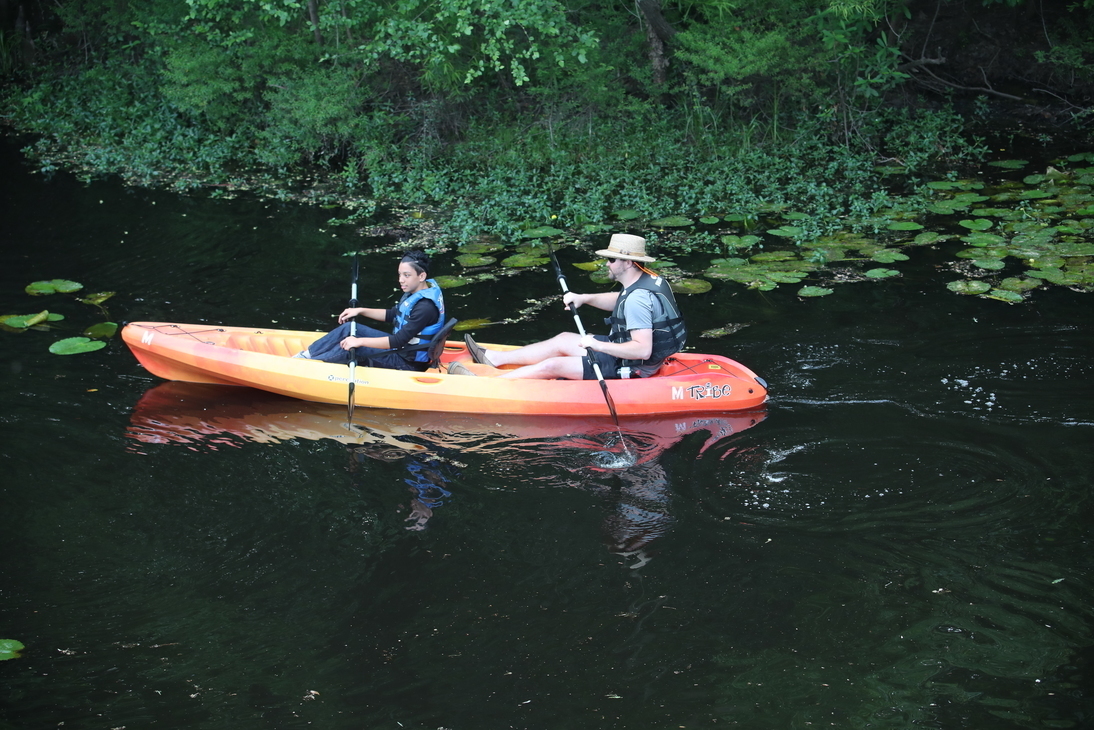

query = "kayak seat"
423;317;459;370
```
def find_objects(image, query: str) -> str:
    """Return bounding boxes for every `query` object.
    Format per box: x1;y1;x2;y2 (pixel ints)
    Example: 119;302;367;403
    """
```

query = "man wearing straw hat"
458;234;687;380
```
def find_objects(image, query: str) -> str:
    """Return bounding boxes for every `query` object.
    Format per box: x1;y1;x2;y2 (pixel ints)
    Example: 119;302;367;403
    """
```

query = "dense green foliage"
1;0;1090;242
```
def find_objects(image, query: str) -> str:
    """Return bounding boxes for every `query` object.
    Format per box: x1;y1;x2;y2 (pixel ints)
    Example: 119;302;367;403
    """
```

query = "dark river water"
2;137;1092;730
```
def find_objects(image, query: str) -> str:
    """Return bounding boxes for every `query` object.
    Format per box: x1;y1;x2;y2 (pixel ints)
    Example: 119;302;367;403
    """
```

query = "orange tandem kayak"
121;321;768;416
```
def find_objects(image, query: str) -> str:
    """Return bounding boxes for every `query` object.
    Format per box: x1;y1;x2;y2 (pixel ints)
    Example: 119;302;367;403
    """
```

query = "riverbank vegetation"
2;0;1092;301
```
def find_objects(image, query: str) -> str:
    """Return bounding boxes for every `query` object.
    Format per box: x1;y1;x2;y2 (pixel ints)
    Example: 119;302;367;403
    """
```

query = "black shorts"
582;335;621;380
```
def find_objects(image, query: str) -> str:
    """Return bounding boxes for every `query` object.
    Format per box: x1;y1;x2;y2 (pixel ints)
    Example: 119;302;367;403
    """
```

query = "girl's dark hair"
400;250;430;277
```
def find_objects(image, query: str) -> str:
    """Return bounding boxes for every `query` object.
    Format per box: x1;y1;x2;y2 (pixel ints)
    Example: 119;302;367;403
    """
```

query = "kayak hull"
121;322;768;416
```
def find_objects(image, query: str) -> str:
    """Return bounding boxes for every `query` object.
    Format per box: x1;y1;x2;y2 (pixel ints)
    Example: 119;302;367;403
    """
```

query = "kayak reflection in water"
351;444;456;531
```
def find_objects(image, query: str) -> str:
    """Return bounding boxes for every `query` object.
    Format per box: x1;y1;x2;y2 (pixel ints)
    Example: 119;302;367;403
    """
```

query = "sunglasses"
605;257;618;264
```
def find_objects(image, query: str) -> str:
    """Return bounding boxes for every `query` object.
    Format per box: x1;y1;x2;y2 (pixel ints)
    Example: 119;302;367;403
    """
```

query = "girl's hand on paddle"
337;307;364;324
339;336;365;350
579;334;599;352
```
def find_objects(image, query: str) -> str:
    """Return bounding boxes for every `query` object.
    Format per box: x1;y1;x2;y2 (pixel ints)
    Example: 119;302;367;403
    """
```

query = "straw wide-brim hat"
595;234;656;263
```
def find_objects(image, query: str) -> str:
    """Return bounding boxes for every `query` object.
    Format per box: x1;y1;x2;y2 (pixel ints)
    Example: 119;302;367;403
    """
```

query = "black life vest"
605;272;687;371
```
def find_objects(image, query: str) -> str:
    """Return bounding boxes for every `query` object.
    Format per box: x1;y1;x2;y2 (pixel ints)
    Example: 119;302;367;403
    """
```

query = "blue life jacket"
605;272;687;371
393;280;445;363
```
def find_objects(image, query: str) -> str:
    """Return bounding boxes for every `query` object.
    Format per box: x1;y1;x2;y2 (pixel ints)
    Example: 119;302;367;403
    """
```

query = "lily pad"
649;216;693;228
433;275;473;288
721;234;761;250
751;251;800;262
699;216;721;225
927;203;959;215
983;288;1025;303
947;280;992;295
1056;241;1094;257
83;322;119;339
797;286;833;297
612;209;641;221
765;271;807;284
456;254;496;267
989;159;1028;169
458;241;504;254
0;639;24;660
519;226;564;239
998;277;1041;292
571;261;601;272
49;337;107;355
887;221;924;231
1;311;65;329
972;259;1007;270
78;292;115;306
501;253;549;268
26;279;83;296
704;258;749;279
670;278;713;294
767;225;803;238
871;250;909;263
912;232;945;246
962;232;1006;246
865;268;900;278
959;219;994;231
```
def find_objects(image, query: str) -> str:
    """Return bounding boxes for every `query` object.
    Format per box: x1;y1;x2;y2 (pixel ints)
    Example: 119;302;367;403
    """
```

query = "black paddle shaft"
347;253;359;426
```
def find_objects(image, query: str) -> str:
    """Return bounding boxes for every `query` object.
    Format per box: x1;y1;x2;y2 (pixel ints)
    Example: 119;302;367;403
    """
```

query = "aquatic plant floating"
721;235;762;250
519;226;564;239
49;337;107;355
669;278;713;294
78;292;116;306
1;311;63;329
988;159;1028;169
501;253;549;268
767;226;803;238
26;279;83;295
983;289;1025;303
871;250;910;263
947;280;991;295
798;286;833;297
456;254;497;267
83;322;119;339
433;275;473;288
887;221;923;231
0;639;24;660
649;216;693;228
458;241;504;255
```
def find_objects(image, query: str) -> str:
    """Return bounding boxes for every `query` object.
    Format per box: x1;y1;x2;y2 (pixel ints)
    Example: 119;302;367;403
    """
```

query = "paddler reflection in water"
350;444;456;531
294;250;445;371
596;450;672;570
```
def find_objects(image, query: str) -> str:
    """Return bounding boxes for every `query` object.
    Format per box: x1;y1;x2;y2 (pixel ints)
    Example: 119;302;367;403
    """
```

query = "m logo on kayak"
673;382;733;400
141;330;154;345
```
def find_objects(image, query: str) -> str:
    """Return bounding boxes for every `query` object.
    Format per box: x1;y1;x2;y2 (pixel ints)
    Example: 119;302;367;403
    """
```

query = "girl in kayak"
295;250;446;371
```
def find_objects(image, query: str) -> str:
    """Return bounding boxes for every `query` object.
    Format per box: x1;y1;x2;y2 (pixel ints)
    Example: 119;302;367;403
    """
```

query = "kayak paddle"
545;240;632;463
347;252;359;428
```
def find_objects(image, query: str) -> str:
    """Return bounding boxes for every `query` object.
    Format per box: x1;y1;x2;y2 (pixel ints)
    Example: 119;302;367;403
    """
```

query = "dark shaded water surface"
2;139;1092;729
